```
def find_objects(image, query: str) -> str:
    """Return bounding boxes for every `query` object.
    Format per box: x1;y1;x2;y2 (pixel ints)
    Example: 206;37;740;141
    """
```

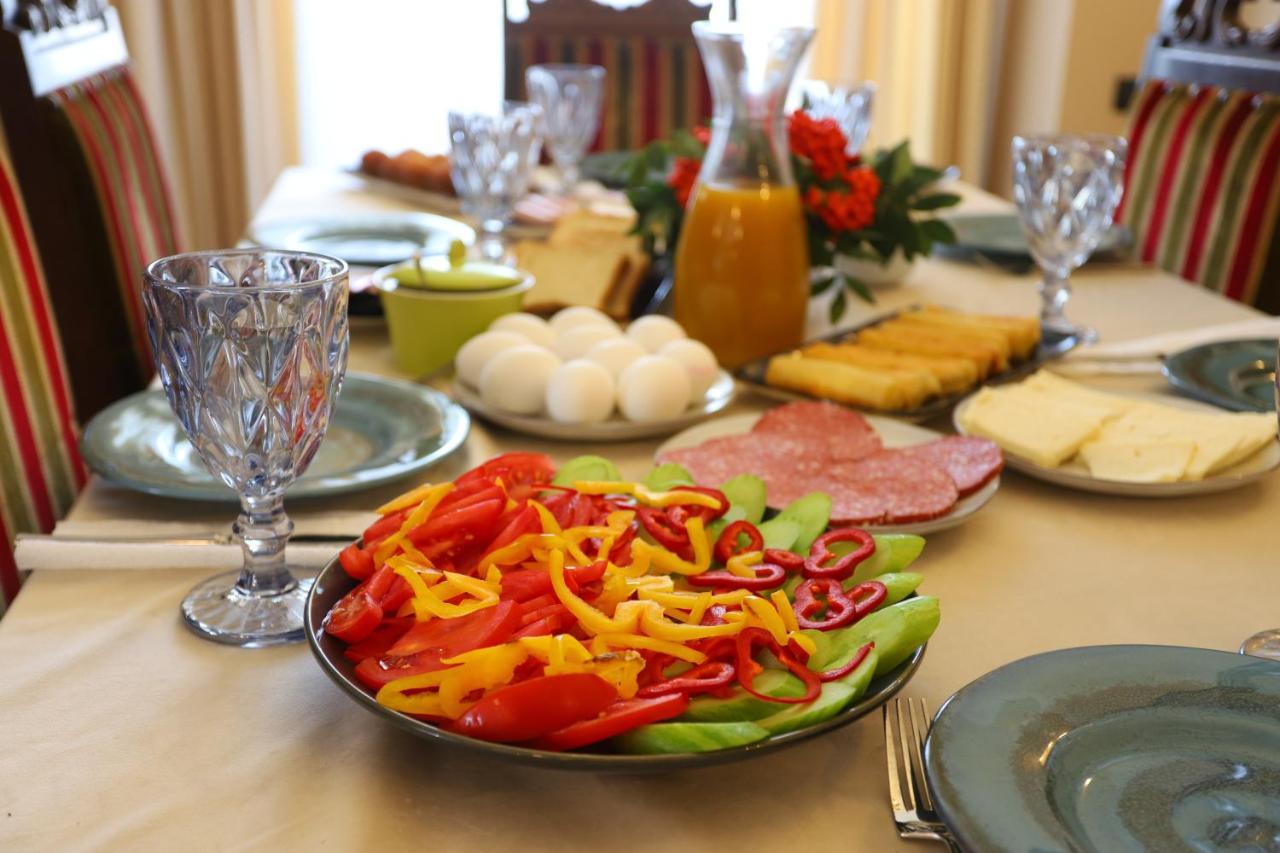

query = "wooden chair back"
504;0;713;151
1143;0;1280;93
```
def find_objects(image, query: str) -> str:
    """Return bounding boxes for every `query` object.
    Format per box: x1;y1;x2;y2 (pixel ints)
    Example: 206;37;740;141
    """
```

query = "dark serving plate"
306;551;926;772
734;306;1082;422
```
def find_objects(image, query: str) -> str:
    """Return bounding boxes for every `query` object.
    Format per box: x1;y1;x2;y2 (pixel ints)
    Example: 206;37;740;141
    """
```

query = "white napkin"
1056;318;1280;376
15;537;344;572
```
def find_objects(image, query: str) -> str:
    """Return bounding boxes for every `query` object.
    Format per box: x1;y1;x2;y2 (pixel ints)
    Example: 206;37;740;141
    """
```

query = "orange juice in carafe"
673;182;809;367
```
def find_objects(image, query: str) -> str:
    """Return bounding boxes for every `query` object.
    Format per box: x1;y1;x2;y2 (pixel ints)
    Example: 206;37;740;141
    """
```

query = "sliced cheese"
958;387;1103;468
1078;440;1196;483
1021;371;1136;420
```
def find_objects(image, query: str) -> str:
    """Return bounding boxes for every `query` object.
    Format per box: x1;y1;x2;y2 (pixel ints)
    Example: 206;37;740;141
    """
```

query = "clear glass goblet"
802;80;875;155
143;250;349;647
1012;134;1127;350
1241;340;1280;660
448;101;544;262
525;63;605;192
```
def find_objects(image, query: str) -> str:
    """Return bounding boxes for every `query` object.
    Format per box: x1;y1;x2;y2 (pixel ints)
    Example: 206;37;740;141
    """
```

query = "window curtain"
114;0;299;249
811;0;1008;189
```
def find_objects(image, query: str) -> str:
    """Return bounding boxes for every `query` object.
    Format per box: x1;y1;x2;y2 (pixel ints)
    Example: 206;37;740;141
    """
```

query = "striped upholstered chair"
504;0;712;151
0;124;88;617
1119;81;1280;314
0;3;180;418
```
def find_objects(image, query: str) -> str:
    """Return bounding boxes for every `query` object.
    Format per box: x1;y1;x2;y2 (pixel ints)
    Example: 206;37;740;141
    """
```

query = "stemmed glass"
1240;341;1280;660
143;250;349;647
803;80;875;155
525;64;605;192
448;101;544;262
1011;134;1127;349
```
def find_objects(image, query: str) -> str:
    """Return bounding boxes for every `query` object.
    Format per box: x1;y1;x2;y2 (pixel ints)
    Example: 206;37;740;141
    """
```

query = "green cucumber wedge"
612;721;770;754
771;493;831;552
864;572;923;607
709;474;768;537
756;682;856;736
553;455;622;486
846;534;926;584
805;596;940;676
756;518;801;551
681;669;806;722
643;462;694;491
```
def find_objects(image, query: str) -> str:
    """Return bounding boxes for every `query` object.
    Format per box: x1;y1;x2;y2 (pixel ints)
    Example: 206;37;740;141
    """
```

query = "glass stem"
233;494;296;596
1038;267;1072;332
478;220;507;262
558;160;580;194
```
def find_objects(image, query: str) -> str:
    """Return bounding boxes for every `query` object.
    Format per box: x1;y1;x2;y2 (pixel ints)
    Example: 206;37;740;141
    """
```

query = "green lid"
388;240;523;293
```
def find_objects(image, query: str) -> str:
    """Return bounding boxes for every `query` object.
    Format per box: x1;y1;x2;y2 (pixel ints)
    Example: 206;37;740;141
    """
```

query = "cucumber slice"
552;455;621;486
643;462;694;491
756;518;801;551
860;572;923;607
756;682;855;736
771;493;832;553
613;721;770;754
805;595;940;676
681;669;806;722
843;534;926;584
708;474;768;537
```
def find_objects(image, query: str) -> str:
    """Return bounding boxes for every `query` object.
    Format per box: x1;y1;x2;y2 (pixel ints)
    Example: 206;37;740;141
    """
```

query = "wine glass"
525;64;605;192
448;101;544;262
1011;134;1127;350
143;250;349;647
802;80;875;155
1240;340;1280;660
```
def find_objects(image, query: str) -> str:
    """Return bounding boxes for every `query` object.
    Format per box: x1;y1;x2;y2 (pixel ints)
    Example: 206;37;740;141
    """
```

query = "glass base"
1240;631;1280;661
1040;321;1097;354
180;571;313;648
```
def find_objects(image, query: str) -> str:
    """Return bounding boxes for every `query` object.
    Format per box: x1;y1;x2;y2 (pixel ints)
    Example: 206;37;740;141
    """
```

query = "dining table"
2;165;1276;852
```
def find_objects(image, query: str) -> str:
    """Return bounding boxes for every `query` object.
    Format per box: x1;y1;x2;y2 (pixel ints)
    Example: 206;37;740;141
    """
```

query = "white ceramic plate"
453;370;737;442
952;393;1280;497
655;412;999;535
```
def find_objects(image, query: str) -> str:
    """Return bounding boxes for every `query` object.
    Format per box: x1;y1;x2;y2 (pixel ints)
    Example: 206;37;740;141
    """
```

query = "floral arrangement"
624;111;961;322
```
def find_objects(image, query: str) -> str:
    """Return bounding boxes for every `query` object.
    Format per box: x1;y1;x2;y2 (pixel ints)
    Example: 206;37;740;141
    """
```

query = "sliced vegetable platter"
306;452;940;769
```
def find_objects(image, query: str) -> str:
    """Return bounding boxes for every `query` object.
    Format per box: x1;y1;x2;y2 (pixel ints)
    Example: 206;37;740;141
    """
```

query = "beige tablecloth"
2;169;1278;852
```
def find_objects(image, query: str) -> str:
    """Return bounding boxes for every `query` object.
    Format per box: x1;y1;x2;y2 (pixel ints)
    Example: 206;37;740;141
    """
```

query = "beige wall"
1059;0;1162;136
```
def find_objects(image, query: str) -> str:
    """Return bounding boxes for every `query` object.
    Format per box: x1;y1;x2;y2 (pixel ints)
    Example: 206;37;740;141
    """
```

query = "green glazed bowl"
373;263;534;377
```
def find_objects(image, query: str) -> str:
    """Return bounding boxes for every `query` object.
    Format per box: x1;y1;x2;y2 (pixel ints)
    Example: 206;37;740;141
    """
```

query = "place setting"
4;2;1280;852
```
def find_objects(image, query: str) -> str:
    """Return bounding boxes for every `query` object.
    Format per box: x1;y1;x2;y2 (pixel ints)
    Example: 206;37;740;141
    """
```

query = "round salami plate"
656;412;1000;535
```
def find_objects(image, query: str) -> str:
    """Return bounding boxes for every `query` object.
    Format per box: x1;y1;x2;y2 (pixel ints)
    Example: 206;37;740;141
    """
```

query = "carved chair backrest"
1143;0;1280;93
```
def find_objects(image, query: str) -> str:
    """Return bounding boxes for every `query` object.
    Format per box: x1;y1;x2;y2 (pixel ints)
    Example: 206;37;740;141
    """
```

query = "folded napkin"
1056;318;1280;376
15;537;344;573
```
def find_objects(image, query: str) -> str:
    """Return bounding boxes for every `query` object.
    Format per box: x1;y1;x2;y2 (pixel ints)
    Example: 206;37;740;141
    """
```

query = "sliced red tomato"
342;616;414;663
516;592;558;614
386;600;520;658
519;602;568;627
361;509;410;545
455;452;555;502
380;575;413;614
353;649;448;691
337;542;375;581
528;694;690;751
500;569;553;602
483;505;540;558
510;615;564;639
438;483;505;514
447;673;618;743
324;566;398;642
406;498;505;549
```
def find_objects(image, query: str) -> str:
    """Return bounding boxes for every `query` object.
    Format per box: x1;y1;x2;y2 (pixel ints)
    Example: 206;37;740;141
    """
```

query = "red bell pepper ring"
819;641;875;683
686;563;787;592
734;627;821;705
636;661;736;698
802;528;876;581
636;506;694;559
713;520;764;564
763;548;805;572
670;486;729;521
794;578;887;631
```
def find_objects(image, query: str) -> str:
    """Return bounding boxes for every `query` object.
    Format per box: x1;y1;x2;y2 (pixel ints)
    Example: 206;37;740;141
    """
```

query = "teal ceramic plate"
1163;338;1277;413
81;374;469;501
250;212;474;267
938;213;1131;267
925;645;1280;852
305;552;927;772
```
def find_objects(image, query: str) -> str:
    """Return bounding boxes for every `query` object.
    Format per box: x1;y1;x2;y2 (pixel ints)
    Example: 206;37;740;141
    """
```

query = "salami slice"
827;450;958;524
892;437;1004;496
751;400;882;461
658;433;827;490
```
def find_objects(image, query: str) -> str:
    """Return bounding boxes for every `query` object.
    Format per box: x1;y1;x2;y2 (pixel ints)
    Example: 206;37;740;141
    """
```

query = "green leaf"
669;129;705;159
911;165;944;184
889;142;913;185
844;275;873;304
919;219;957;243
911;193;962;211
828;287;848;324
810;275;836;296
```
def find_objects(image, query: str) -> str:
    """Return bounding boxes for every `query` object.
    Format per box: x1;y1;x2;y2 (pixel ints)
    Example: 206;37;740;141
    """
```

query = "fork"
884;697;964;851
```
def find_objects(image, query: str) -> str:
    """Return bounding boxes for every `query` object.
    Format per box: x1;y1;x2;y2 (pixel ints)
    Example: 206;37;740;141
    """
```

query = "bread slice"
513;241;632;320
913;306;1041;359
801;343;942;399
855;324;1003;377
765;352;924;411
802;342;976;395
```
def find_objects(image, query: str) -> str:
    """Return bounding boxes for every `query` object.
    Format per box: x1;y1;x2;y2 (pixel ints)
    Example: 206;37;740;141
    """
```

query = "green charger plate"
81;374;470;501
1163;338;1277;413
306;554;926;772
925;645;1280;852
250;212;474;268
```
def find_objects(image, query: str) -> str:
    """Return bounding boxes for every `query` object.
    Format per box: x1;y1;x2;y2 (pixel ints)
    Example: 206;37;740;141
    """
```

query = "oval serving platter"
305;551;925;772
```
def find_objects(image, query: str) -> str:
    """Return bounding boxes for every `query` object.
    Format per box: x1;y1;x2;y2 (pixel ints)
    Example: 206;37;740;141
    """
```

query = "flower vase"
834;249;916;290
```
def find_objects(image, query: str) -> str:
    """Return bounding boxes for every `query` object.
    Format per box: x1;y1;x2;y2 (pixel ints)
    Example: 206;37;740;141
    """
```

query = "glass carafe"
673;23;814;368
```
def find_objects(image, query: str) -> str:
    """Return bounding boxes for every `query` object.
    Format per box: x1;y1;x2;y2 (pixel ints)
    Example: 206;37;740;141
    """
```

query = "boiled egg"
659;338;719;398
618;355;692;422
478;344;560;415
584;337;648;380
555;323;620;360
548;306;619;335
489;312;555;349
454;330;528;387
545;359;616;424
627;315;687;352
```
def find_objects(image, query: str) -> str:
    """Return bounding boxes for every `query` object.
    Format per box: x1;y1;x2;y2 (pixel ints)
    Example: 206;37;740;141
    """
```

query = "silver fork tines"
884;697;963;851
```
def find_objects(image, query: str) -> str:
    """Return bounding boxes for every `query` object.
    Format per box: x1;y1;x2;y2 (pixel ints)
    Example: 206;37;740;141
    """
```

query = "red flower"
692;126;712;146
667;156;702;208
807;165;880;234
788;111;851;182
